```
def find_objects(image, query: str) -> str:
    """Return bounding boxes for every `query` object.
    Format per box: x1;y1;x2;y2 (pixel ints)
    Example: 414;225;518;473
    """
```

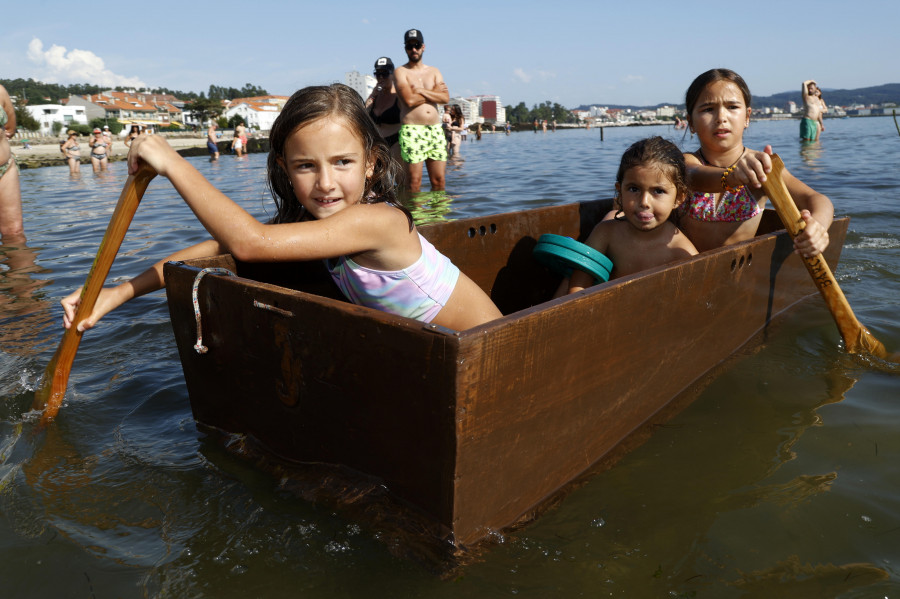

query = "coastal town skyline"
3;1;898;109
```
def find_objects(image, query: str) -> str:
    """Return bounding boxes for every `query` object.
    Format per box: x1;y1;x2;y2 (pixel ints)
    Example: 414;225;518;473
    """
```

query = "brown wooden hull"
163;200;849;549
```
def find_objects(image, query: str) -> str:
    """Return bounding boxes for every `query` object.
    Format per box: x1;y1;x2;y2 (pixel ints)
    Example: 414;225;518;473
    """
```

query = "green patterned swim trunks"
799;117;817;140
399;124;448;164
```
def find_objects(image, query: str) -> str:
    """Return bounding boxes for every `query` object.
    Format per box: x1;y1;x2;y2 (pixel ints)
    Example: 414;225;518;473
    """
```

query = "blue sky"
3;0;898;108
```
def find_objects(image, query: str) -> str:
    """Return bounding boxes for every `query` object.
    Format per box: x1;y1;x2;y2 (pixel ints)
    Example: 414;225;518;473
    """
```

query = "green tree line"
2;78;267;133
504;100;576;124
204;83;268;100
0;78;268;105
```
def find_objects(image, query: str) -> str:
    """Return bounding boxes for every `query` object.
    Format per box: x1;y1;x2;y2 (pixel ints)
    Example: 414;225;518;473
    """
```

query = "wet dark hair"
266;83;410;227
684;68;752;125
615;136;688;204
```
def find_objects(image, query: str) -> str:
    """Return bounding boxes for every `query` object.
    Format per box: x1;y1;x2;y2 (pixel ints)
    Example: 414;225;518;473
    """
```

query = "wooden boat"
163;199;849;552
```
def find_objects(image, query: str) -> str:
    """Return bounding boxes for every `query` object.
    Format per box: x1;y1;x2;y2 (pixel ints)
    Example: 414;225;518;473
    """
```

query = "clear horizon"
3;0;898;109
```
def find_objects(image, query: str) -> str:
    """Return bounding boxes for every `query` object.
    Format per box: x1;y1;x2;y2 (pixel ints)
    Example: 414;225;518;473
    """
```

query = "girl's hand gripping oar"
32;166;156;424
762;154;897;361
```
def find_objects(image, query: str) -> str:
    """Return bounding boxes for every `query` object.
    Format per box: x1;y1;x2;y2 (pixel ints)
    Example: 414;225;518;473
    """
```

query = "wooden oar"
761;154;896;361
32;166;156;424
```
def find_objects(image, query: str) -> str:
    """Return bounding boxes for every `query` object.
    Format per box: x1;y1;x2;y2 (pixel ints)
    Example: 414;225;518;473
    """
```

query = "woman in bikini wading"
89;127;109;172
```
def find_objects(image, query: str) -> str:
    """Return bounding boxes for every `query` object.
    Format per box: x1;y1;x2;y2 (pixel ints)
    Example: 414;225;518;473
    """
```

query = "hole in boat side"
730;253;753;273
467;223;498;239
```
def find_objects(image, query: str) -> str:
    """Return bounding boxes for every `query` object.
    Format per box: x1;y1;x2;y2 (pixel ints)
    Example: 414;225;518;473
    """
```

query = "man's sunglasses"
405;42;422;50
374;70;391;78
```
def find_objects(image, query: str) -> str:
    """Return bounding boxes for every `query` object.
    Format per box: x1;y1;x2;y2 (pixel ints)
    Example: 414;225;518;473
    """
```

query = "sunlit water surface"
2;118;900;597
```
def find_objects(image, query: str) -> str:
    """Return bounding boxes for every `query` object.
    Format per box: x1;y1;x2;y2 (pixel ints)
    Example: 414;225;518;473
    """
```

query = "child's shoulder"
683;150;703;165
587;218;613;235
584;218;621;251
342;201;411;227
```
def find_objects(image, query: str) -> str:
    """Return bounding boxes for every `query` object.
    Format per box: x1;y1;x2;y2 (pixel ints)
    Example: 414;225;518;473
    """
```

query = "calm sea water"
2;117;900;598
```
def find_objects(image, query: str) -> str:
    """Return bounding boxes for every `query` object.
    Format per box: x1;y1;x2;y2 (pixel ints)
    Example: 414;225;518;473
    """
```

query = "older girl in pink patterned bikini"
679;69;834;258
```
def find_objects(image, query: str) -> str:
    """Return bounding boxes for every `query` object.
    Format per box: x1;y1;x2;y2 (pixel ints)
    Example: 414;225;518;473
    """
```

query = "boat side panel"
449;218;848;546
164;262;461;527
420;200;613;315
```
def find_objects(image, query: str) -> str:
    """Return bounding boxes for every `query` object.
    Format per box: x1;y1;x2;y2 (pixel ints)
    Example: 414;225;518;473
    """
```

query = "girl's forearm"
127;238;224;300
803;194;834;229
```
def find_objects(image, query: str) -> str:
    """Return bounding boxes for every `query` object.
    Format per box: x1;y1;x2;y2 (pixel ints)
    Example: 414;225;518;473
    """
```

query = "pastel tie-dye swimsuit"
327;233;460;323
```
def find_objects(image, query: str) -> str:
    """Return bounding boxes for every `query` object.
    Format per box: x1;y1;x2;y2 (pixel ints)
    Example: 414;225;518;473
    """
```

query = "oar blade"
32;327;82;423
763;154;896;363
854;326;888;359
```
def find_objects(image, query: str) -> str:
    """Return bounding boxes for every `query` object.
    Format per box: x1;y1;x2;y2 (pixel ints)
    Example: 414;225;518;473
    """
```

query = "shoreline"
10;135;269;170
11;113;891;170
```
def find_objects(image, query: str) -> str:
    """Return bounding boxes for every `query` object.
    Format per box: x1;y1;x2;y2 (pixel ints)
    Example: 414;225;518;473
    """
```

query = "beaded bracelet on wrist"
721;165;741;193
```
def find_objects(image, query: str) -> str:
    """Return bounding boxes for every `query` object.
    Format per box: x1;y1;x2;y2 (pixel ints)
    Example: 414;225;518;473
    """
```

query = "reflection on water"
0;241;51;320
401;189;455;225
0;241;54;407
1;119;899;597
799;139;825;169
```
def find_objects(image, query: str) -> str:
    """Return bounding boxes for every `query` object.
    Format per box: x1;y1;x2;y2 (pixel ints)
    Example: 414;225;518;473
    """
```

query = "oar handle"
762;155;887;358
73;167;156;325
33;166;156;424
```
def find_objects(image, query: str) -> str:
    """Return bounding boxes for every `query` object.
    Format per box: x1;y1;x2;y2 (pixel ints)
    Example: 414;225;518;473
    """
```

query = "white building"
345;71;376;101
448;97;478;125
221;96;289;132
25;104;89;135
465;95;506;124
656;105;676;118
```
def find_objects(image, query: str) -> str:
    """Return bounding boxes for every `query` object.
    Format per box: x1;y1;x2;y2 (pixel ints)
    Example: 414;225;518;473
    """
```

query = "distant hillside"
576;83;900;112
753;83;900;108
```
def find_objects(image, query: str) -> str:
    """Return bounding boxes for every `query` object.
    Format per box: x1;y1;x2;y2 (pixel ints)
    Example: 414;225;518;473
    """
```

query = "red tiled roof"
226;95;289;106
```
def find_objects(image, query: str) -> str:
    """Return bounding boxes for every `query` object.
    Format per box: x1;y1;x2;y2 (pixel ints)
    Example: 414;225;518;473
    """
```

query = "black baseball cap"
404;29;424;45
374;57;394;73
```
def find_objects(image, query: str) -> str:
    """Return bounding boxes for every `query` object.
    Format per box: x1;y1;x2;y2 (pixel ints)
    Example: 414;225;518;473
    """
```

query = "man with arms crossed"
394;29;449;192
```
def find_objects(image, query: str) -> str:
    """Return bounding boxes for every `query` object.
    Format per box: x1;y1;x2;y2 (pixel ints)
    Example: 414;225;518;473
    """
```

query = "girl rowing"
680;68;833;257
61;84;501;333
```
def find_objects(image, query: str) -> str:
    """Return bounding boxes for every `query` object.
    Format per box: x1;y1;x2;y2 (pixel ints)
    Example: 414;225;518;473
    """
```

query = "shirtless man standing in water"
394;28;449;192
800;79;824;141
207;123;220;161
